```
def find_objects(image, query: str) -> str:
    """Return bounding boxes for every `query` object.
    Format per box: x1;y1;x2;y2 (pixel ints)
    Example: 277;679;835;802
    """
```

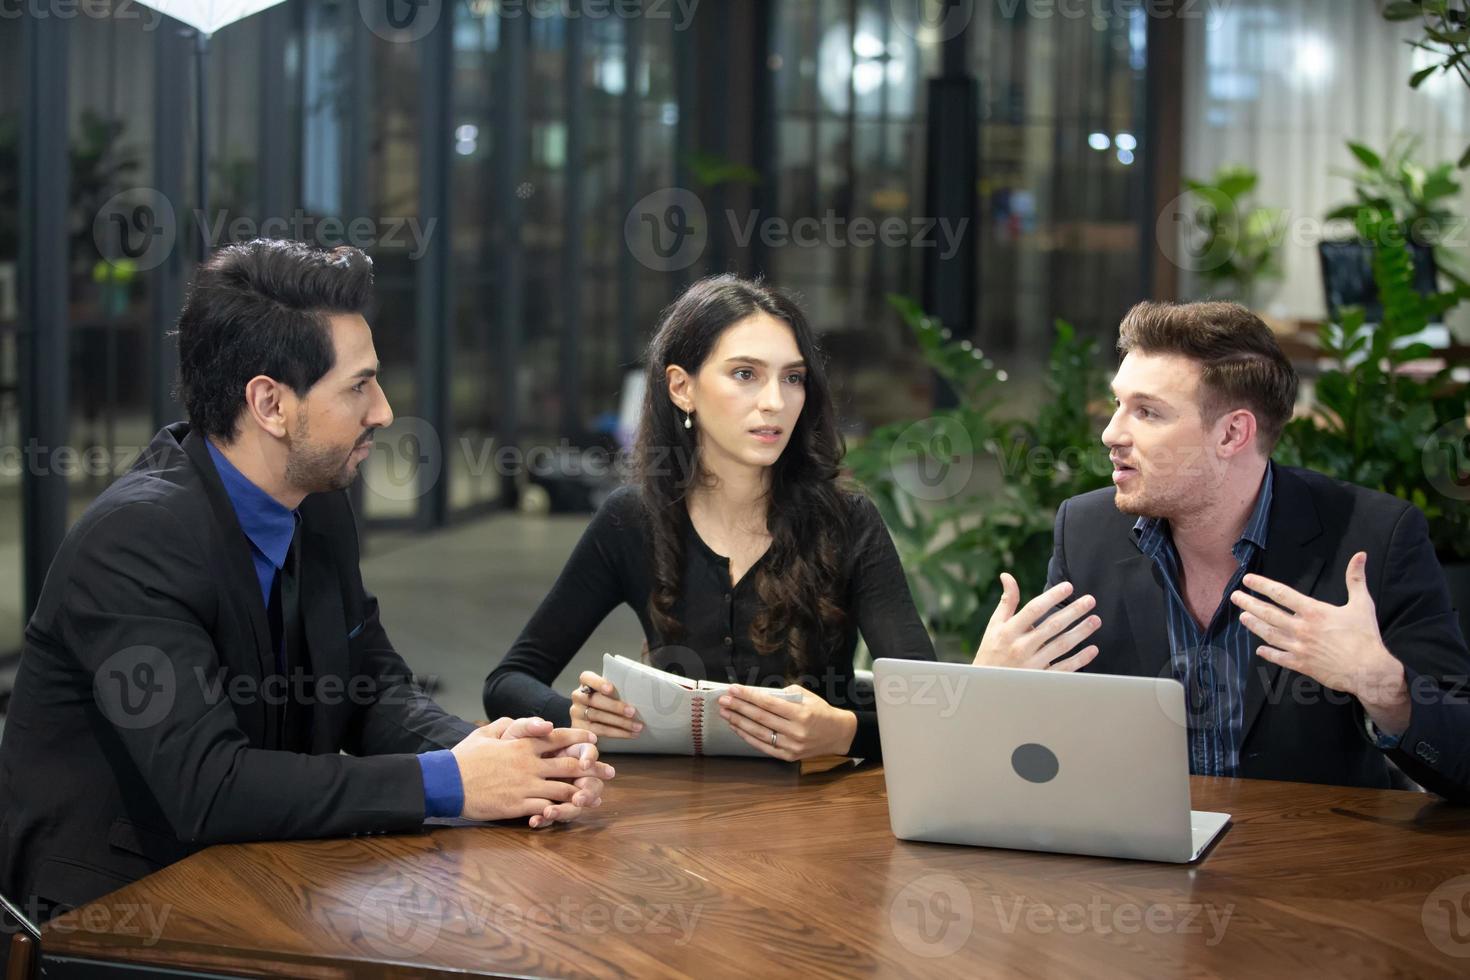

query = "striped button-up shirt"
1132;464;1274;776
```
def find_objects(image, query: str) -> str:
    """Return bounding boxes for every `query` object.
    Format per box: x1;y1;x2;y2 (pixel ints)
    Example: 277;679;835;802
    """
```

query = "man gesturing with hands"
972;575;1101;672
970;301;1468;800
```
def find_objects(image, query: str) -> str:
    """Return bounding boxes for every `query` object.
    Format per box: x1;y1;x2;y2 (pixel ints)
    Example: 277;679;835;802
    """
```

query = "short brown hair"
1116;301;1298;453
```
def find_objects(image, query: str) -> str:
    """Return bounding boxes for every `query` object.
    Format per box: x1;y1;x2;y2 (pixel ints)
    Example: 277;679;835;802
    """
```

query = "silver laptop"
873;659;1231;863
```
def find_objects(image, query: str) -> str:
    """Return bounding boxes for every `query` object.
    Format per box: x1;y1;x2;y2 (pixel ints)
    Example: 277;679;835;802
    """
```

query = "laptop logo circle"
1012;743;1059;783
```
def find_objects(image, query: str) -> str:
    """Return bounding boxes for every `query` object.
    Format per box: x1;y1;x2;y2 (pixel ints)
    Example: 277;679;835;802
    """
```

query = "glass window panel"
448;1;503;512
359;32;423;521
67;4;158;529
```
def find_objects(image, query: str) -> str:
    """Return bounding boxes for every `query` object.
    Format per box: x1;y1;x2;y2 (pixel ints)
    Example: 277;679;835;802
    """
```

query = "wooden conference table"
39;756;1470;979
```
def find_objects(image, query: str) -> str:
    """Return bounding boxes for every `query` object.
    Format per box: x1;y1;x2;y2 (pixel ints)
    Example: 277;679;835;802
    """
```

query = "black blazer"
1048;464;1469;802
0;424;475;911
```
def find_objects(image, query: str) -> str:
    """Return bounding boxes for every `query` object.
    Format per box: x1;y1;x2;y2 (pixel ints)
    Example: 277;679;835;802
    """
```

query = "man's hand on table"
453;718;616;827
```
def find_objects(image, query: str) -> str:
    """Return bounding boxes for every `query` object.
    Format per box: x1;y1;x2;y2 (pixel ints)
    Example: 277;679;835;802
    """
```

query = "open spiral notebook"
597;653;803;757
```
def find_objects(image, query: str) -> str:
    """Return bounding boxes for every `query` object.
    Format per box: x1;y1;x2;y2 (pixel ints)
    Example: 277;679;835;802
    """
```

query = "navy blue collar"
205;439;298;572
1132;461;1274;563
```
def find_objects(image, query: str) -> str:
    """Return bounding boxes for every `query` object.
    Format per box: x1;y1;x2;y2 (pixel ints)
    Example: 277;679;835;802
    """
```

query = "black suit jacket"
1048;464;1469;802
0;424;475;911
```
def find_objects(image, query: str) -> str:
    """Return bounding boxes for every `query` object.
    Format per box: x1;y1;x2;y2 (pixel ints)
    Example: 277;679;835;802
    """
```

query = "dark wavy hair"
634;275;850;677
176;239;375;441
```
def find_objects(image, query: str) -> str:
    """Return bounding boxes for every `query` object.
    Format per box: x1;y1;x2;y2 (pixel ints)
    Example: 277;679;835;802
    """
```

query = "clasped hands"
449;715;615;828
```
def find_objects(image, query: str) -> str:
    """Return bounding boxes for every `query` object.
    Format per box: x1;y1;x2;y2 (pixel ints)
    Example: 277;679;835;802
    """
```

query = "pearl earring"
683;412;693;430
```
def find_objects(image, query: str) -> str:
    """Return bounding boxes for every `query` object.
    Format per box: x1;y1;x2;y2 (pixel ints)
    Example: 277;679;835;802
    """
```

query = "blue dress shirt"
205;440;464;818
1131;463;1275;777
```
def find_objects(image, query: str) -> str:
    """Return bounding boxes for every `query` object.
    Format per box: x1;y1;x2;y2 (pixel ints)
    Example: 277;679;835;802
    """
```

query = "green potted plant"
1180;165;1285;308
1275;206;1470;637
1326;133;1469;288
1382;1;1470;164
685;150;762;188
845;296;1111;658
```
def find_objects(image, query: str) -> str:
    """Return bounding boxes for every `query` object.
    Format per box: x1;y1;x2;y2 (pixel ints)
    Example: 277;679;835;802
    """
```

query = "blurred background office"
3;0;1469;725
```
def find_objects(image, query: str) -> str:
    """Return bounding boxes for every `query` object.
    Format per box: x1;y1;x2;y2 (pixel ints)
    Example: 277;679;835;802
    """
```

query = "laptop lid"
874;659;1204;862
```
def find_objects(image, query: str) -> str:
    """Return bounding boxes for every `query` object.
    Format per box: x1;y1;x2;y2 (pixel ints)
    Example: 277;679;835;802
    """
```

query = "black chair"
2;890;40;980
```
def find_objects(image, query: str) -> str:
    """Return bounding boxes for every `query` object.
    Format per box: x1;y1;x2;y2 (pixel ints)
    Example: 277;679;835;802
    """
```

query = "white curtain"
1181;0;1470;326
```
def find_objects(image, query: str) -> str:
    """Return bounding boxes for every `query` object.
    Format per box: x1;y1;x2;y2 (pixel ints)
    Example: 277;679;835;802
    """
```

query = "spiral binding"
691;694;705;756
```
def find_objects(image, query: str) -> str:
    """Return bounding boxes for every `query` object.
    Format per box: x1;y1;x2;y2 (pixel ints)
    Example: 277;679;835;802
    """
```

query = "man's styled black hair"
175;239;374;441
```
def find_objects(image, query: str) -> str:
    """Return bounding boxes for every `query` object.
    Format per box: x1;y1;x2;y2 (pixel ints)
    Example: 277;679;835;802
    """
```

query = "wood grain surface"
40;756;1470;978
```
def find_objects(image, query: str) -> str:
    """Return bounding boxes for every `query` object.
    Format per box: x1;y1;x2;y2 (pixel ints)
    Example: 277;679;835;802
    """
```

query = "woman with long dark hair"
482;274;936;760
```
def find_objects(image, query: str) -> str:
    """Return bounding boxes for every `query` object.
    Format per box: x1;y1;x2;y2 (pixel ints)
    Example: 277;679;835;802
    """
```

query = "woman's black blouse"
482;485;937;759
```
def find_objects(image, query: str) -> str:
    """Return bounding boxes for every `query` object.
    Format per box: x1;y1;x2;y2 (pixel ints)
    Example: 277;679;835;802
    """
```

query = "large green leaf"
1383;1;1425;20
1216;168;1258;199
1349;141;1384;169
1425;25;1470;44
1411;63;1442;88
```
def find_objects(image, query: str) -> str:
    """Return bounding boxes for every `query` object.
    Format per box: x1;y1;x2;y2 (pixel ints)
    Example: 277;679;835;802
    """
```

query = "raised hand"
973;573;1101;671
